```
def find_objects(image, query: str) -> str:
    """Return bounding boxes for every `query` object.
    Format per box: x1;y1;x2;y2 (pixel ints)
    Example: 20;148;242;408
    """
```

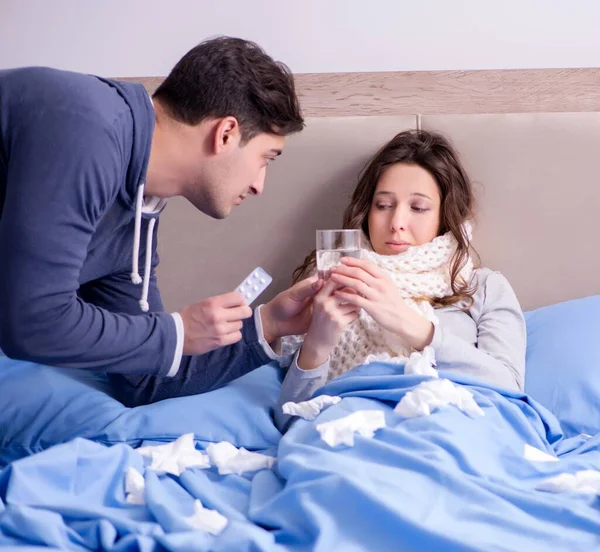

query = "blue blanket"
2;362;600;551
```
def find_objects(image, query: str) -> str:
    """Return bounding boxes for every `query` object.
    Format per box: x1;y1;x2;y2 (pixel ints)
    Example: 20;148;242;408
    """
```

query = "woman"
270;129;526;428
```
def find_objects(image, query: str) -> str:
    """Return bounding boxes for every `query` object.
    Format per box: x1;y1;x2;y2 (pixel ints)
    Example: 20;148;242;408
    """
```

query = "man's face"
184;127;285;219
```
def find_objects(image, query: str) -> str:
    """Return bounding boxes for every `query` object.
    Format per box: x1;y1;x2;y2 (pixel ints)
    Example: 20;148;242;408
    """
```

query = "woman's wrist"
393;310;434;351
297;335;332;370
405;317;435;351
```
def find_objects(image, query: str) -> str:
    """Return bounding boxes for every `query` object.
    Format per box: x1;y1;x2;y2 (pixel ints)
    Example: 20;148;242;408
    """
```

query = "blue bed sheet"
0;357;283;466
1;362;600;551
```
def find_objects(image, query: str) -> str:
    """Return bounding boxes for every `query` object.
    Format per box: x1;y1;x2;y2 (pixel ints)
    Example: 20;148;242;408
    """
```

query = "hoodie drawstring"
131;183;155;312
139;217;156;312
131;184;144;286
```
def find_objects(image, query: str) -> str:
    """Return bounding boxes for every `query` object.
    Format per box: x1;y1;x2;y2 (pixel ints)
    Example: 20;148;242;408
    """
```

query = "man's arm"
100;260;322;406
82;266;274;404
77;217;272;404
87;270;273;406
0;108;177;376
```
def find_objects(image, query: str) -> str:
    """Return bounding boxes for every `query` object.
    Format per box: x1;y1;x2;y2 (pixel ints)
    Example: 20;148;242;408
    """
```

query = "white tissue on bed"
206;441;276;475
137;433;210;476
536;470;600;494
404;346;438;378
125;467;146;505
524;444;559;463
184;499;228;535
282;395;342;420
394;378;484;419
316;410;386;447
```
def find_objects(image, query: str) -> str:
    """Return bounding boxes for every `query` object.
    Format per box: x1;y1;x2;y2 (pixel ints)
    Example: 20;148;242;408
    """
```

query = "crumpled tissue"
316;410;386;447
536;470;600;495
137;433;210;476
523;444;559;463
184;499;228;535
124;467;146;505
394;378;484;418
282;395;341;420
206;441;276;475
404;346;438;378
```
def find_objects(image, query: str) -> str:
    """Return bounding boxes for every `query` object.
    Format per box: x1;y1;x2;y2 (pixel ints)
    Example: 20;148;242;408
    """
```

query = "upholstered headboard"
128;69;600;312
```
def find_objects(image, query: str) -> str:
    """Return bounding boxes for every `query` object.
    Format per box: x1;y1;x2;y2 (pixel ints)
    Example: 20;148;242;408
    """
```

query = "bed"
1;68;600;551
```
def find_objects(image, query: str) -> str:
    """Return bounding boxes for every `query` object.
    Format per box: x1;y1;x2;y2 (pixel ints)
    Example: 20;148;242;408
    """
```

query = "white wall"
1;0;599;76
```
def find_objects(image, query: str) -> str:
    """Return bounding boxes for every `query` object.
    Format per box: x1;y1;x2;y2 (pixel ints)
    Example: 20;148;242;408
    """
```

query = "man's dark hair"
153;36;304;142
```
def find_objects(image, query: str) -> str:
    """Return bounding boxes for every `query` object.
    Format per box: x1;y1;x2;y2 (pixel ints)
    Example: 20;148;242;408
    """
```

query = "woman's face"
367;163;441;255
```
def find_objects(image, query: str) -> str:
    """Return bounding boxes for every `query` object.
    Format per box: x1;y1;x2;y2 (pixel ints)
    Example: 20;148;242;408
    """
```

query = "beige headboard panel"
157;111;600;312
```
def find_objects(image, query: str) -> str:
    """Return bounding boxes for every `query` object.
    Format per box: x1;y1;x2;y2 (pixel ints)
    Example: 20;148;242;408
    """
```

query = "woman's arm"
273;279;359;431
433;270;526;391
273;351;330;432
331;259;526;391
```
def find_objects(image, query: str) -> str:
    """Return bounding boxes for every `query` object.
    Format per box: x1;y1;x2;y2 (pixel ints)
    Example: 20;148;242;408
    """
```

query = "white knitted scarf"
282;226;474;381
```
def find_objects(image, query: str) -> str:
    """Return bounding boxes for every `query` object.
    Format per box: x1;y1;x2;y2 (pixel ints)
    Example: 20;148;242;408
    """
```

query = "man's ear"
213;116;241;154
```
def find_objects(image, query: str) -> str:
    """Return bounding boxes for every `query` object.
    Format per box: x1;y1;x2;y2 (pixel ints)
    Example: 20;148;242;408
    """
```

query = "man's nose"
250;167;266;196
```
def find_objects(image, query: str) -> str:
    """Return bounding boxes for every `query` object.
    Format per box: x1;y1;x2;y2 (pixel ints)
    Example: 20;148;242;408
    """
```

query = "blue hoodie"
0;67;270;403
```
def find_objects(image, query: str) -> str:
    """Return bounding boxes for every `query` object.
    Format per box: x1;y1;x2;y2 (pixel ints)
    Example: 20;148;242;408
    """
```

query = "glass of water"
316;229;362;279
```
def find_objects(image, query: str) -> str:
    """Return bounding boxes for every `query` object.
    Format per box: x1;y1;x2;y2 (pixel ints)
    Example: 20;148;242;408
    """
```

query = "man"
0;36;319;406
